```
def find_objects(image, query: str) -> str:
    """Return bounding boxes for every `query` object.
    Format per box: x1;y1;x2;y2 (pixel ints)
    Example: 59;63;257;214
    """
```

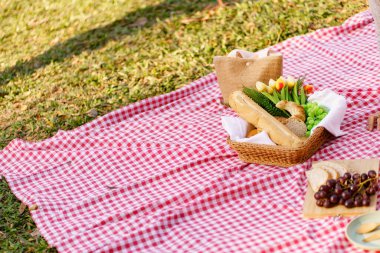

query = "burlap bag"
214;49;282;104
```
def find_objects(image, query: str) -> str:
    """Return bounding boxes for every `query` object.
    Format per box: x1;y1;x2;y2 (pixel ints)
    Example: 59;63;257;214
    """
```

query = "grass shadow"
0;0;220;85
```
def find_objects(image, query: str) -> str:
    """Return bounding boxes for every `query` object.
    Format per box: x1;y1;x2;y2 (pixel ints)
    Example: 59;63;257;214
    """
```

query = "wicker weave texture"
227;127;332;167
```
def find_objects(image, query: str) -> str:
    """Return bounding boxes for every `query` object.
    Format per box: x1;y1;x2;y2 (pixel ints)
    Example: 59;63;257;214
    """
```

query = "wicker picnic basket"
227;127;333;167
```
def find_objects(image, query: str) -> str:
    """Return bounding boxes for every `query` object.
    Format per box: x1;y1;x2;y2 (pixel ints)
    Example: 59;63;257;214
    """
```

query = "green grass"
0;0;367;251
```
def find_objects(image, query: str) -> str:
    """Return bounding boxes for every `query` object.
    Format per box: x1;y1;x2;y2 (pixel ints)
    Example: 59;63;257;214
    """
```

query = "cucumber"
242;87;289;118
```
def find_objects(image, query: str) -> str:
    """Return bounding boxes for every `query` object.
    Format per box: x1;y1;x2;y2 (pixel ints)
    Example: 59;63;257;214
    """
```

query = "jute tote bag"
214;49;282;105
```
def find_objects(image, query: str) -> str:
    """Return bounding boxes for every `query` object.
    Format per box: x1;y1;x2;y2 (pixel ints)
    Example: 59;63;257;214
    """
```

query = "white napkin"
227;48;271;59
307;89;347;137
221;116;276;145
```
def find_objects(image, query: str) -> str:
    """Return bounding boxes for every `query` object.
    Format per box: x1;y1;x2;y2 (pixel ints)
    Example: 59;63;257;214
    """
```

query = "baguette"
229;91;305;147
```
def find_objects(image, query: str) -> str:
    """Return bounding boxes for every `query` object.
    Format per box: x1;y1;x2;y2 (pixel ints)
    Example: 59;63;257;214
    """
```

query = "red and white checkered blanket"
1;10;380;253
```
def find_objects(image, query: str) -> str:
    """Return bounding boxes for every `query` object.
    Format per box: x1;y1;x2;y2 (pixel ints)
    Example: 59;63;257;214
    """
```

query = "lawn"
0;0;368;251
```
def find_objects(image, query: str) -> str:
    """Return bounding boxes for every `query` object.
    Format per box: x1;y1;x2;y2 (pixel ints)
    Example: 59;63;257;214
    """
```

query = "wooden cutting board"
303;159;379;219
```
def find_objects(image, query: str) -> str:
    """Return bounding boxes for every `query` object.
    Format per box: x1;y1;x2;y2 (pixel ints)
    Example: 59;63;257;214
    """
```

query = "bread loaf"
247;129;258;137
276;100;306;122
229;91;304;147
319;166;338;179
313;161;348;177
285;118;307;137
306;168;329;192
275;116;307;137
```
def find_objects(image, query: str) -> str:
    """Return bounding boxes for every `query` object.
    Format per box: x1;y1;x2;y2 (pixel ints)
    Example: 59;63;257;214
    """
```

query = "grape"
366;187;376;196
354;199;363;207
314;192;322;200
326;179;336;188
344;199;354;208
323;199;332;208
363;199;370;206
319;190;327;199
342;190;351;200
368;170;377;179
334;185;343;195
353;178;361;185
315;169;378;209
316;199;325;207
349;184;358;193
319;185;331;192
330;194;339;204
337;177;346;185
355;195;363;202
343;173;351;180
304;103;328;135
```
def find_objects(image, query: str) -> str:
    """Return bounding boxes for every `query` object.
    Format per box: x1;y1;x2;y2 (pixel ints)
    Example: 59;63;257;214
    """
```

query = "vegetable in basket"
245;76;329;138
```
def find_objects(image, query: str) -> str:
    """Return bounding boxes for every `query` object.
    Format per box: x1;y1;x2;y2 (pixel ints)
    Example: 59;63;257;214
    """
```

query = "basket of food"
227;127;332;167
222;75;346;167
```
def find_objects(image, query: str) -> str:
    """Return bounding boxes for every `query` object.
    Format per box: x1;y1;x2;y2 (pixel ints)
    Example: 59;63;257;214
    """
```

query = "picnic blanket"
1;10;380;253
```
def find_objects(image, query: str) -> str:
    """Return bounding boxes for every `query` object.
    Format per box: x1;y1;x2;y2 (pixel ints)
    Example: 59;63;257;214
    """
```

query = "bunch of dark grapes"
314;170;378;208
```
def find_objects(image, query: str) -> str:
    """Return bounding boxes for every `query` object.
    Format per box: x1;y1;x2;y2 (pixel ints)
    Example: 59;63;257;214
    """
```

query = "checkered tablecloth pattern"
1;10;380;253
